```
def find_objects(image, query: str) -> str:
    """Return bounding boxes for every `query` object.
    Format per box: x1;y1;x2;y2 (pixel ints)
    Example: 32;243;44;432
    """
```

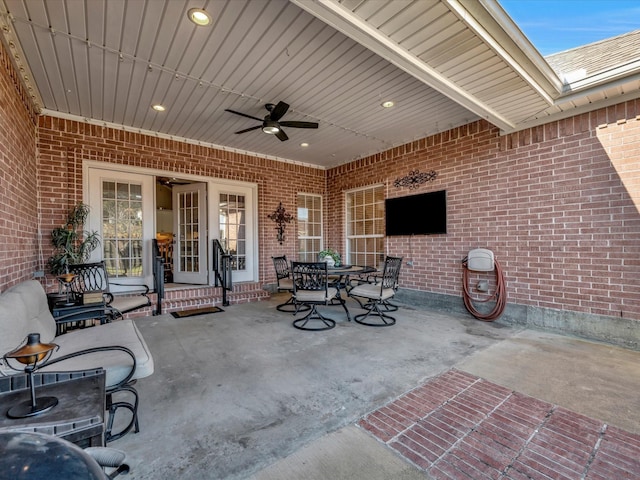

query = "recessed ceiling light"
381;100;395;108
300;142;309;147
152;104;166;112
188;8;212;26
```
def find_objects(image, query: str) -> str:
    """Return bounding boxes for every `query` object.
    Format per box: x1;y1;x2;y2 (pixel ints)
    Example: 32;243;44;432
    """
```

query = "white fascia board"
559;60;640;100
291;0;516;131
503;88;640;134
473;0;564;95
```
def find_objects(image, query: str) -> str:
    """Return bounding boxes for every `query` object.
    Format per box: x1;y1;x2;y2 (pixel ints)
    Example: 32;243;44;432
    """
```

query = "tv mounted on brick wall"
385;190;447;236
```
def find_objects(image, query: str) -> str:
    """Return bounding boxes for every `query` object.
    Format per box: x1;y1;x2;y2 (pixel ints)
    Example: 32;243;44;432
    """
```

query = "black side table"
49;297;108;335
0;369;106;447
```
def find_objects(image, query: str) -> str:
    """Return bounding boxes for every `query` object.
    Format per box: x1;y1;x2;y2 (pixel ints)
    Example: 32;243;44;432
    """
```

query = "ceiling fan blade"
269;101;289;121
279;121;319;129
225;109;263;122
275;129;289;141
234;125;262;134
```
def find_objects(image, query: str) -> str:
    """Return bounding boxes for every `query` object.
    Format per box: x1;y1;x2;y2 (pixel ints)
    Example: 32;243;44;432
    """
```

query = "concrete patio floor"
113;294;640;479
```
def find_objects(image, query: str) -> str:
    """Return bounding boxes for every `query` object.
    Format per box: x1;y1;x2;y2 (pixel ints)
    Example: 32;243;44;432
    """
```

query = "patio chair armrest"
103;291;114;305
41;345;136;391
109;282;150;295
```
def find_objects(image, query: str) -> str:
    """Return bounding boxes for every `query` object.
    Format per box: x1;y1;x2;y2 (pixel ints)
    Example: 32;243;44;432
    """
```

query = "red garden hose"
461;257;506;322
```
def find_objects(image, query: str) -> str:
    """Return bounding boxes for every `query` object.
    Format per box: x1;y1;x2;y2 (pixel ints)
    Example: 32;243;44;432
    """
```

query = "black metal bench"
68;261;152;318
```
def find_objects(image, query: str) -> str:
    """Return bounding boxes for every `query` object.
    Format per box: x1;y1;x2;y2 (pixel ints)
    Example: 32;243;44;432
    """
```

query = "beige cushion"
350;283;395;301
111;294;150;314
0;280;57;355
42;319;154;387
277;278;293;291
0;280;154;388
295;287;338;303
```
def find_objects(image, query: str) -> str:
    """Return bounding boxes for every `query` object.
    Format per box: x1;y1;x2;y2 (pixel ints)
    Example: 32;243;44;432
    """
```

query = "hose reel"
461;249;506;321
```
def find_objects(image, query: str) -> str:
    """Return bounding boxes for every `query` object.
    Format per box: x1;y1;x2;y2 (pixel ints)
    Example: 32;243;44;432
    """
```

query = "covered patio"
113;294;640;479
0;0;639;478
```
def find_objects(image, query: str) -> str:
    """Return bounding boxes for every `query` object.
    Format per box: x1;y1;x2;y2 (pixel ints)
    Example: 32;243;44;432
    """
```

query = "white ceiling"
1;0;639;168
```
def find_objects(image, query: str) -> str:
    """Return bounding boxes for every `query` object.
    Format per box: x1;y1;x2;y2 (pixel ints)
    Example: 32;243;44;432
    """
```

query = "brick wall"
36;117;325;291
2;32;638;322
327;106;640;322
0;39;38;291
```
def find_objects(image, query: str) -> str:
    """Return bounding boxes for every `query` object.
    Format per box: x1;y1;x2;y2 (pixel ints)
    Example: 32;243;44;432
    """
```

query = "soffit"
0;0;637;169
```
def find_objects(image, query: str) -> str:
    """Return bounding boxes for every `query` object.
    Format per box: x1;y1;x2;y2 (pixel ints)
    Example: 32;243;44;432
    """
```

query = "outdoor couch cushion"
349;283;395;301
110;295;151;316
43;319;154;387
0;280;153;387
278;278;294;291
0;280;57;357
295;286;338;303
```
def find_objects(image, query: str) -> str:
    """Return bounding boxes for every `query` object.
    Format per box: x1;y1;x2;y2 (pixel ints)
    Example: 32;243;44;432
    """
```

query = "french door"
85;161;258;286
87;168;155;291
172;183;208;284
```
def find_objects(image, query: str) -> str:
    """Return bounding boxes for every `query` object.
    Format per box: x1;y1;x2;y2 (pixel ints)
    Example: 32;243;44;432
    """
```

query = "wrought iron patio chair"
291;261;340;331
68;261;152;319
272;256;309;313
349;256;403;326
351;261;399;312
272;255;296;312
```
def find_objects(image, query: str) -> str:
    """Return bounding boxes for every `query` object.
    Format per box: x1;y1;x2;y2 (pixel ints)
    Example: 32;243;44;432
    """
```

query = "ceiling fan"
225;101;318;141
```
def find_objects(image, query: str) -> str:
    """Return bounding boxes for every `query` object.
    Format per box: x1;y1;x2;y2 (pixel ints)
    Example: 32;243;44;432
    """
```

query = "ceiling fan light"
262;120;280;134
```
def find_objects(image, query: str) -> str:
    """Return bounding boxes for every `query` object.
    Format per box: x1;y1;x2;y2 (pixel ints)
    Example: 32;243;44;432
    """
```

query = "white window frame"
83;160;259;285
297;193;323;261
345;184;385;268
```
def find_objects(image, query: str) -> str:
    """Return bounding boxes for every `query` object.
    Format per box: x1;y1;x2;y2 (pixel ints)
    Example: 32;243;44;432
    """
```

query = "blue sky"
499;0;640;56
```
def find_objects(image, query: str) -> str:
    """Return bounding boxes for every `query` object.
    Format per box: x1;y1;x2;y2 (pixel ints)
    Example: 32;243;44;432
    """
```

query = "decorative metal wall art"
267;202;293;244
393;169;437;189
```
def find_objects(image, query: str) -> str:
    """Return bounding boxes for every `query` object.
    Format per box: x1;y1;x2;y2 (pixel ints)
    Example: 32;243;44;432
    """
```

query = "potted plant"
318;248;341;267
48;203;101;275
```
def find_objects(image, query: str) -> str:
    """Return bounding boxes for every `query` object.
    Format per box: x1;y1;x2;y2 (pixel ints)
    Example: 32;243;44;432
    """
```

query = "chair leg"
380;299;399;312
293;304;336;331
354;300;396;327
276;293;297;312
105;382;140;443
276;292;310;313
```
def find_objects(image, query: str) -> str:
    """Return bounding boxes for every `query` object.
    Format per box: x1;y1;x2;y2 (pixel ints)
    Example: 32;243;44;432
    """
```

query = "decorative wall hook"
393;169;437;189
267;202;293;245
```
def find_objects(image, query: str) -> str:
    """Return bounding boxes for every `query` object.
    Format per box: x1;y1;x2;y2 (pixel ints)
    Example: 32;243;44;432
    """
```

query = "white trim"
85;168;155;290
83;160;256;191
297;192;323;258
475;0;563;93
82;160;259;284
344;184;385;265
446;0;557;104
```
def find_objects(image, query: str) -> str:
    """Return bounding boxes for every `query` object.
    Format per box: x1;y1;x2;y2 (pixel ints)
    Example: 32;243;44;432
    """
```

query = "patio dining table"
325;264;376;321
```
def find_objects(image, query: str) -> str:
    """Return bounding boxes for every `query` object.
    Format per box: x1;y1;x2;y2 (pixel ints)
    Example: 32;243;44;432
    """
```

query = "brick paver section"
358;369;640;479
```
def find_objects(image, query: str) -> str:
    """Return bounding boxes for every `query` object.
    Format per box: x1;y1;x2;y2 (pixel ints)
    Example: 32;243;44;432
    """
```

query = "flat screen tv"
385;190;447;236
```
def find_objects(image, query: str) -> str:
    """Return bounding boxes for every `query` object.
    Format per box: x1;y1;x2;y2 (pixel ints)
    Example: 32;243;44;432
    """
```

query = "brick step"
157;282;269;315
120;282;270;318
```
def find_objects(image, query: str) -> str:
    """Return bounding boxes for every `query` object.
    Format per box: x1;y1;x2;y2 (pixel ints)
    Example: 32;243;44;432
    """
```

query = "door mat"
171;306;224;318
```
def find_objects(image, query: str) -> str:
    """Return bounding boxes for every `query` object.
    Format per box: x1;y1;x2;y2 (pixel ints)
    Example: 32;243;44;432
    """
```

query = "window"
297;193;322;261
346;186;385;268
102;180;143;277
